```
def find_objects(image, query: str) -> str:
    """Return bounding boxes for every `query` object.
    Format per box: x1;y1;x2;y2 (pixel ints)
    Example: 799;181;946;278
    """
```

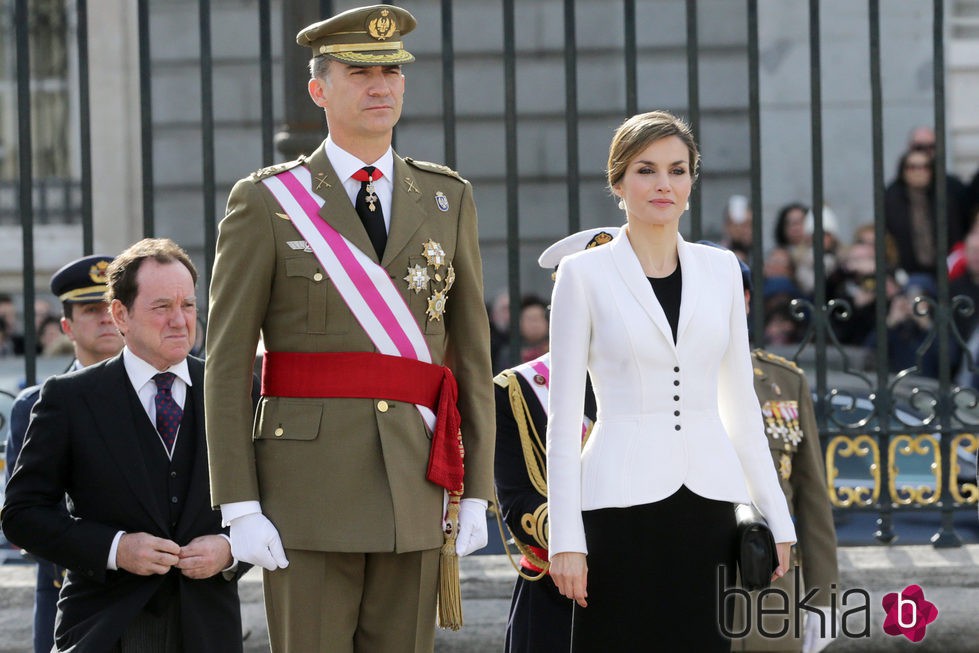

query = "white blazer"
546;230;797;555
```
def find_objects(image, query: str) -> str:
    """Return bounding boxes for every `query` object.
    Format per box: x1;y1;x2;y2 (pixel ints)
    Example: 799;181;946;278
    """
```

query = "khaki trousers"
264;548;440;653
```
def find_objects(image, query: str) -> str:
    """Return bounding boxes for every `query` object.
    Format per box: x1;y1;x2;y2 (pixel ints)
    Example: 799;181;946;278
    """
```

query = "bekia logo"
882;584;938;642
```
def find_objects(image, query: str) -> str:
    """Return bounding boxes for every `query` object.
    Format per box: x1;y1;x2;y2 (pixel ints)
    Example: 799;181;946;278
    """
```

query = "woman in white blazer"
546;111;796;652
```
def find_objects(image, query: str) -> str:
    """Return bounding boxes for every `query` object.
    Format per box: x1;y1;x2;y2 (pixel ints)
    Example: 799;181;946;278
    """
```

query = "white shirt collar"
121;346;192;391
325;136;394;185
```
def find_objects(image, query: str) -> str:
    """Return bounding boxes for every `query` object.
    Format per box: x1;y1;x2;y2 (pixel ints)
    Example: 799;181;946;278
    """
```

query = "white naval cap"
537;226;621;269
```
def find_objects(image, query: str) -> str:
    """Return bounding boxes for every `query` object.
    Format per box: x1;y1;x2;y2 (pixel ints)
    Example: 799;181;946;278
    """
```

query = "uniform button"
674;366;680;373
674;425;681;431
673;395;679;401
274;427;284;437
313;272;324;282
674;410;680;417
377;400;389;413
170;471;177;478
171;496;178;504
673;380;680;386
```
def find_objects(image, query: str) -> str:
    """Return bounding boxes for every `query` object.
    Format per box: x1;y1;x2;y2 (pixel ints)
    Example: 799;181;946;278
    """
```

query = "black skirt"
572;485;738;653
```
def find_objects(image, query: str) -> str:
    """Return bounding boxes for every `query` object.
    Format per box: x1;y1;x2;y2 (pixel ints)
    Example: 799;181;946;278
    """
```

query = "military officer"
204;5;494;652
4;255;124;653
711;245;839;653
494;227;616;653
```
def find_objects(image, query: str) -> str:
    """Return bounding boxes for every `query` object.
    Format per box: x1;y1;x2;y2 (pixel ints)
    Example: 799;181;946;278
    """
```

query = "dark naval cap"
297;4;416;66
50;255;114;304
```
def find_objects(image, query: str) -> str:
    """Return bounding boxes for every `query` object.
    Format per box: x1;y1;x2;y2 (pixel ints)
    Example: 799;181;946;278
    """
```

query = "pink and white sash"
261;166;437;431
513;354;591;439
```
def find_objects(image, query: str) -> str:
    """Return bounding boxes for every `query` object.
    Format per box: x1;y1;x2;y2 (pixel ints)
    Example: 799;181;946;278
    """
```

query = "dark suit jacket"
1;354;242;653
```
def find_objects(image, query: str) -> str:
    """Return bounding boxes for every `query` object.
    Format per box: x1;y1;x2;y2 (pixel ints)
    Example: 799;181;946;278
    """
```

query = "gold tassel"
437;492;463;630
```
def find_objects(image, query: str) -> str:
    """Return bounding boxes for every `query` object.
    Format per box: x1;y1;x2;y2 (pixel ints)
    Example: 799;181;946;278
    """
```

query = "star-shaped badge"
426;289;447;321
422;239;446;269
404;264;430;294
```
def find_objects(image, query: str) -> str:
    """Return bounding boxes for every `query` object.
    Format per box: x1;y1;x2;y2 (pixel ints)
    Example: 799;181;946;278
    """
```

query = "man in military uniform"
716;247;839;653
204;5;494;652
494;227;616;653
4;255;124;653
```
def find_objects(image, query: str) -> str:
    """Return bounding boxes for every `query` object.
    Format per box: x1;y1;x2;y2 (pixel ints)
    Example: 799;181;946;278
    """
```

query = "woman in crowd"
546;110;795;651
885;148;964;283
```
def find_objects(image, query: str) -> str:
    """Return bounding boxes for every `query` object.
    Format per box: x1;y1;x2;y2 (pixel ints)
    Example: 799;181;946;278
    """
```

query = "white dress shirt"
325;135;394;233
107;348;192;569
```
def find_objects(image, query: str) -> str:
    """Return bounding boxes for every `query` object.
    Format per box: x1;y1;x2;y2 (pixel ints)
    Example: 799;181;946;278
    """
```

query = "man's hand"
176;535;233;579
117;533;181;576
229;513;289;571
454;498;488;557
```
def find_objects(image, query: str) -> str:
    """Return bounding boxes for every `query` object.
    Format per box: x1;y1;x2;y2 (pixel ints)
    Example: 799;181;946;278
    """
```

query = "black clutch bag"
734;503;779;591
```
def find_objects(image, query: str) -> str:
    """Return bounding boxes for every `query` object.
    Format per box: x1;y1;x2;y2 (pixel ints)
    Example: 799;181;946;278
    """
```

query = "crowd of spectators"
748;125;979;382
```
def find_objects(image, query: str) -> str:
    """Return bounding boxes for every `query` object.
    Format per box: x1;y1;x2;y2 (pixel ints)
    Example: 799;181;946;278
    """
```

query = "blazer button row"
673;366;681;431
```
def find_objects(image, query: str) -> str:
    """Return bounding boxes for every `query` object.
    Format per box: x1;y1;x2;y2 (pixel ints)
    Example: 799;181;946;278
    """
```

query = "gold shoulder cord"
494;373;551;581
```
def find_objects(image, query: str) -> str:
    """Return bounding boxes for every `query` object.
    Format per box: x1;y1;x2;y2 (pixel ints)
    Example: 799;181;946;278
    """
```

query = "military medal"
444;264;455;291
778;453;792;480
422;239;446;268
404;264;430;294
427;290;447;321
365;178;379;212
533;374;546;386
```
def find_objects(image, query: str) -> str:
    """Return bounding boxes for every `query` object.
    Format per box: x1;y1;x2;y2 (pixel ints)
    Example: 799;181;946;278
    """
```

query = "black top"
648;262;682;344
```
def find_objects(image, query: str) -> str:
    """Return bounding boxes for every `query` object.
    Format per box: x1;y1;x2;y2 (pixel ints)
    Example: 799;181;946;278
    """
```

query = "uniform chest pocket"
285;256;349;335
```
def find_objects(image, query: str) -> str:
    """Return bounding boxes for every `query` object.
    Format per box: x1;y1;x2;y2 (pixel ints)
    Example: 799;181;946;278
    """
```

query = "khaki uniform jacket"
732;350;840;652
204;141;494;554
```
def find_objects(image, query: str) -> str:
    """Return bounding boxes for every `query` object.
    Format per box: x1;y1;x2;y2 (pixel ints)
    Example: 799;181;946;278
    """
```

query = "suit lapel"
675;234;701;344
176;358;208;538
381;155;426;268
86;355;169;534
305;143;380;262
609;231;677;351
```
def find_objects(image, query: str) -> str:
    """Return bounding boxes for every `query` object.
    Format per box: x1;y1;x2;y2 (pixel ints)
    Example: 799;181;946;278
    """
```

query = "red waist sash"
520;544;550;574
261;351;464;493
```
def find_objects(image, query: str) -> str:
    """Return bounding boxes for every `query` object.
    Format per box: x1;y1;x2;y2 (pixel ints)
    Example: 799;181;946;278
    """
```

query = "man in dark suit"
2;238;243;653
4;254;124;653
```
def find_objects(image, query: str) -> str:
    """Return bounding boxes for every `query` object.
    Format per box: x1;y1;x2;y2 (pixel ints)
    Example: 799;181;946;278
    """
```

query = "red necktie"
153;372;182;454
352;166;387;259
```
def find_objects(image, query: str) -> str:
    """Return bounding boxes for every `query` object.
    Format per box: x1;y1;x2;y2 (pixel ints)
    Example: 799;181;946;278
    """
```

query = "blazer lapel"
675;234;701;344
176;358;209;538
381;155;426;268
609;231;677;351
305;143;380;262
86;355;169;534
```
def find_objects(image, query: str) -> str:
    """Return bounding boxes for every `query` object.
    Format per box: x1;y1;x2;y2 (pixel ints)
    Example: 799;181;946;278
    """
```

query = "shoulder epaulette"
752;348;803;374
494;369;515;388
405;157;464;182
249;156;306;182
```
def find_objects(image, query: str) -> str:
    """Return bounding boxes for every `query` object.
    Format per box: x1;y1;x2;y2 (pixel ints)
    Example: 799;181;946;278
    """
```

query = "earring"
685;201;690;211
618;199;625;210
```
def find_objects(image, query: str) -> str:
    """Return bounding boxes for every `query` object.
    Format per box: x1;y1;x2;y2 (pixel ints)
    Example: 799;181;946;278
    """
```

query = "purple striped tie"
153;372;182;454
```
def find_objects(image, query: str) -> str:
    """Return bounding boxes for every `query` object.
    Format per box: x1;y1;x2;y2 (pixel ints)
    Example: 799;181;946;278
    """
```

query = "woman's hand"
549;552;589;607
773;541;793;581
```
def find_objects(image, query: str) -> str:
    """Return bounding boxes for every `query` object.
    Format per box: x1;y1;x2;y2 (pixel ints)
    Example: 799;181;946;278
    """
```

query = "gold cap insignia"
367;8;397;40
89;260;109;283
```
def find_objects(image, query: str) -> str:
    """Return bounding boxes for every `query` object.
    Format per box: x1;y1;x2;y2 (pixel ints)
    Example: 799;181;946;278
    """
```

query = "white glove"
454;498;488;557
802;605;835;653
228;513;289;571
